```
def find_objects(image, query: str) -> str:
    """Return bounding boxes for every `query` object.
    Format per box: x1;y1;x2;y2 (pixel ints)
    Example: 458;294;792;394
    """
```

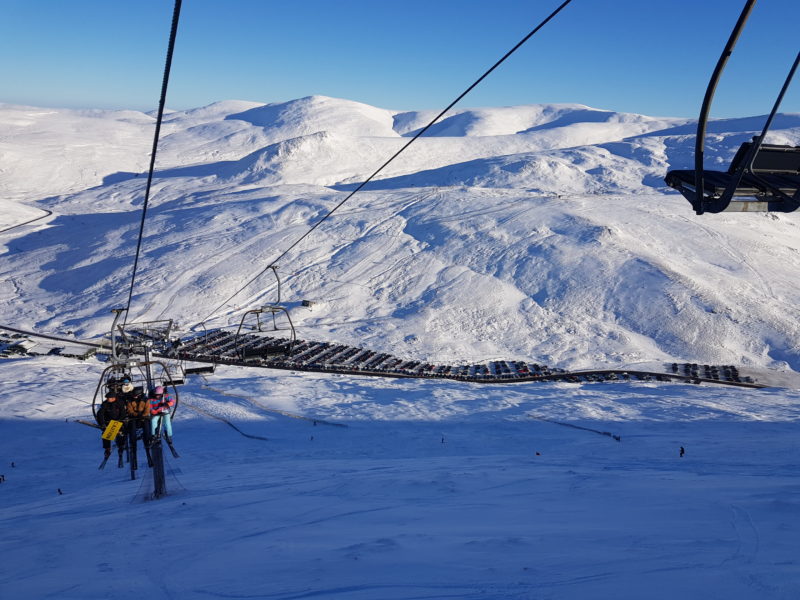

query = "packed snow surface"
1;96;799;598
2;359;800;599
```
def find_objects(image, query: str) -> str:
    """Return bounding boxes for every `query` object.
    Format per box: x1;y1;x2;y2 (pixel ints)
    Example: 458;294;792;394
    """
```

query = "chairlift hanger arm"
692;0;757;215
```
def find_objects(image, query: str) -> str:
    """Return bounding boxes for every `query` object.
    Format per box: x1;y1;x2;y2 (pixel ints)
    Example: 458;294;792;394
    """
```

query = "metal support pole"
143;343;154;392
110;308;126;361
151;437;167;499
128;422;138;481
271;266;281;304
143;343;166;498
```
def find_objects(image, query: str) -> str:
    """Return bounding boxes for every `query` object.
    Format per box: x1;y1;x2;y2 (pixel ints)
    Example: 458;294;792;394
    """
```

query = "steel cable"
196;0;573;327
123;0;182;326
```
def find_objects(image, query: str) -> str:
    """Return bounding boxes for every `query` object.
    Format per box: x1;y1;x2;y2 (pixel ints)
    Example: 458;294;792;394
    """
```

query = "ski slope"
2;358;799;599
1;97;800;598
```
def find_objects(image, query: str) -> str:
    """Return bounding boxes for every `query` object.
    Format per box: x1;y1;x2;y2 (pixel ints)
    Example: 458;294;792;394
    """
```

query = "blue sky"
2;0;798;118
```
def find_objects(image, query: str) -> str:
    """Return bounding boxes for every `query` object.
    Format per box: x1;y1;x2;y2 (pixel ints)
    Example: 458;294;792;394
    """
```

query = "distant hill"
1;97;799;370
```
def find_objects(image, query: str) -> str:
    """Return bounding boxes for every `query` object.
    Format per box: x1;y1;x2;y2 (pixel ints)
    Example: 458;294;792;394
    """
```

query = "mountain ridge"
1;97;799;371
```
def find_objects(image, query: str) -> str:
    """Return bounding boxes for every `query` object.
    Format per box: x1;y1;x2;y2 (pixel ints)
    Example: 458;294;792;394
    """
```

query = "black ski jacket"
97;399;127;428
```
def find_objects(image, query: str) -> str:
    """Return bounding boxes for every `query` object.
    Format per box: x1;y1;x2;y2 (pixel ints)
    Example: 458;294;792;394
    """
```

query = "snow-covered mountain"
3;96;800;600
2;95;799;370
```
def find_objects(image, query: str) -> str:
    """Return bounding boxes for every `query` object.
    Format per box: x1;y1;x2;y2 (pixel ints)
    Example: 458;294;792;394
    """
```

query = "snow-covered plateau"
1;96;799;599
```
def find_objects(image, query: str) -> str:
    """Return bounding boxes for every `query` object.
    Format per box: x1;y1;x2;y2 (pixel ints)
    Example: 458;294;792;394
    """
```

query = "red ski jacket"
149;393;175;416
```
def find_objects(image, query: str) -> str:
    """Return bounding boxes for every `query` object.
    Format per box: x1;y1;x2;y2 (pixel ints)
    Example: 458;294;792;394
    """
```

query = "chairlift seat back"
728;142;800;174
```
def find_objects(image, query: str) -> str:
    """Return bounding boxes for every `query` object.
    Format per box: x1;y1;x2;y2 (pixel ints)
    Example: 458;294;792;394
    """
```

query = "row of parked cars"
172;330;578;381
171;329;756;386
670;362;753;383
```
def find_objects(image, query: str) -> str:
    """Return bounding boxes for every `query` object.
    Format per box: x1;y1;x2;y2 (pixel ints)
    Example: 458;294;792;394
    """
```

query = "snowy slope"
2;97;800;599
0;104;155;200
1;356;799;599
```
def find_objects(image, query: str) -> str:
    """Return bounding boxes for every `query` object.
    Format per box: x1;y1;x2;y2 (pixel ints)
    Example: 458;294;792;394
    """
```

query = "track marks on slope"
726;504;760;566
198;382;347;428
679;216;775;300
180;401;269;441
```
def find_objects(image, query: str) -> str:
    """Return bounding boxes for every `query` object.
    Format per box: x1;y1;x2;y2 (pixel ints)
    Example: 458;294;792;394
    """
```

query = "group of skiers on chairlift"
96;374;175;462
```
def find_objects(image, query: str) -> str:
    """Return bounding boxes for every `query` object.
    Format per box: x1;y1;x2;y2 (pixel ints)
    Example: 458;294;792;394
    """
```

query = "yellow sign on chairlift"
102;419;124;441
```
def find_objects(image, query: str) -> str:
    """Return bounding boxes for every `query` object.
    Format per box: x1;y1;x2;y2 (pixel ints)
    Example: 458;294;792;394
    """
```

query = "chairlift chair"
663;0;800;214
232;265;297;360
234;305;297;360
666;140;800;213
92;359;178;481
91;359;180;425
94;308;180;423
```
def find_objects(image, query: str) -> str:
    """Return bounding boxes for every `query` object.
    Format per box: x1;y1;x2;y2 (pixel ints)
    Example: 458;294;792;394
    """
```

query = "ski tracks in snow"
678;215;775;300
726;504;760;566
197;381;346;428
723;504;783;596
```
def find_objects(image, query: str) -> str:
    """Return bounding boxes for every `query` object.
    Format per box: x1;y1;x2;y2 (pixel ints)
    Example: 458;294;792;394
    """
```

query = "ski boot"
165;435;180;458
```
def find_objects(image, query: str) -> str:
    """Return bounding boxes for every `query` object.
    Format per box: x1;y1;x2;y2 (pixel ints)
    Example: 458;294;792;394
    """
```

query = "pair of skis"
97;452;123;470
160;438;181;459
98;437;179;469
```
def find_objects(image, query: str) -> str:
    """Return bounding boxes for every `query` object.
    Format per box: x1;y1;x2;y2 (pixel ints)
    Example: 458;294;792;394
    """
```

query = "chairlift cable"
123;0;182;326
196;0;574;327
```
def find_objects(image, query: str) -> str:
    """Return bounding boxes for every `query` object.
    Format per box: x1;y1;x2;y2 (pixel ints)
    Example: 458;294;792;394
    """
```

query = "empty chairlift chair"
663;0;800;214
666;140;800;214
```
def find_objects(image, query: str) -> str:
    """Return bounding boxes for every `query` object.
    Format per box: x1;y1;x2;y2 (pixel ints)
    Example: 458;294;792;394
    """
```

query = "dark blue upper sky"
2;0;798;118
